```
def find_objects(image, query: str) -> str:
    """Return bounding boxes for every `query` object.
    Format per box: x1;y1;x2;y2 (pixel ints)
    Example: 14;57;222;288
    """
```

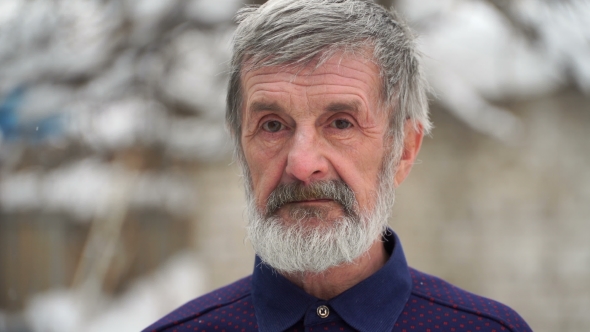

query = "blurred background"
0;0;588;331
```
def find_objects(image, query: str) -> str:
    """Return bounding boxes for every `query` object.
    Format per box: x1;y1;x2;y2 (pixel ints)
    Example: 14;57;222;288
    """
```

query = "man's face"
240;53;389;225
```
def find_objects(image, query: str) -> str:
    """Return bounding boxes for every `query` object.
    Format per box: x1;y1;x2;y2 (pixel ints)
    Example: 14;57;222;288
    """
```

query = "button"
317;305;330;318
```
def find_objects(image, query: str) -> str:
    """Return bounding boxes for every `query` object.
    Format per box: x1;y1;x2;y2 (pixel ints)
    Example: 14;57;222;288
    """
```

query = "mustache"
265;180;357;216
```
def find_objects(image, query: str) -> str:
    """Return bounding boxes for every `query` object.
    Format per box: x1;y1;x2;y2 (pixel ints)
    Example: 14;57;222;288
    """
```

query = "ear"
394;120;424;187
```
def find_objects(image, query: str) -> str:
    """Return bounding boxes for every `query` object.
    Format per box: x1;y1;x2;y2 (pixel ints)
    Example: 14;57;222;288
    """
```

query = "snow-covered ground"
23;251;207;332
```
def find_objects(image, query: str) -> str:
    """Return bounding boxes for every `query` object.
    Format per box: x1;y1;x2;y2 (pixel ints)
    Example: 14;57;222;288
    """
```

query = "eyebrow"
248;100;362;114
325;100;361;113
248;101;286;113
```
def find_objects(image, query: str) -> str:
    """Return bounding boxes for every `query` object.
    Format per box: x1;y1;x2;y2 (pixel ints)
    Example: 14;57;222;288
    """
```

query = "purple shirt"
143;230;532;332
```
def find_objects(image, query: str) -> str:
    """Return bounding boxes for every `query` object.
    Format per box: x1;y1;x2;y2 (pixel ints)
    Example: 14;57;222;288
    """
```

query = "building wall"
395;90;590;332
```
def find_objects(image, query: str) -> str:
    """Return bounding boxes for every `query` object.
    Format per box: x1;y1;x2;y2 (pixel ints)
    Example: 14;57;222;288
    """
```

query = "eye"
261;120;284;133
330;119;352;129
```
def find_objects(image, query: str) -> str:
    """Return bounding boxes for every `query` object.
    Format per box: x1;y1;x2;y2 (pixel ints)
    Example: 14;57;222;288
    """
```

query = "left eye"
330;119;352;129
262;120;284;132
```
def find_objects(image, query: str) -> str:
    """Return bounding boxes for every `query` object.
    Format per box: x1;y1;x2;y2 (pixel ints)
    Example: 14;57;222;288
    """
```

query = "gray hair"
226;0;431;160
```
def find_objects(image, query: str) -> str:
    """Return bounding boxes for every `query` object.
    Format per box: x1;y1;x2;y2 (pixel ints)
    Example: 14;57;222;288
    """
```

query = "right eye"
261;120;284;133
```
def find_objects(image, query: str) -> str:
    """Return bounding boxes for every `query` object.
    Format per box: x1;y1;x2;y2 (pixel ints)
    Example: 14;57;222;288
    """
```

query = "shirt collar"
251;229;412;332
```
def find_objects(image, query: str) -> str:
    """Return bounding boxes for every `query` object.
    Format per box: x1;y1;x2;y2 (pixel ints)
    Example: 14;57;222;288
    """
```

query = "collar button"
317;305;330;318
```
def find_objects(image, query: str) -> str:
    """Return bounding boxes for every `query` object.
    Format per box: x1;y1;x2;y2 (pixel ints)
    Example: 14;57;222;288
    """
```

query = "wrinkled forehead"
240;49;384;95
249;54;372;76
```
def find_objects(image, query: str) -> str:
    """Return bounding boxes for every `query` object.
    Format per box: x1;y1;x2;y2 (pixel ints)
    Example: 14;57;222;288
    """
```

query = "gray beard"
244;153;398;274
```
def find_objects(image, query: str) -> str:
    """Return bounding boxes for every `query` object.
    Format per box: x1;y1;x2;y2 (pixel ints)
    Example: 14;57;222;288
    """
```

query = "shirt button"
317;305;330;318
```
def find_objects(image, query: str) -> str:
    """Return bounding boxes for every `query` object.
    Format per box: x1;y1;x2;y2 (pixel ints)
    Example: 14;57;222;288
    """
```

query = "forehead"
241;52;382;100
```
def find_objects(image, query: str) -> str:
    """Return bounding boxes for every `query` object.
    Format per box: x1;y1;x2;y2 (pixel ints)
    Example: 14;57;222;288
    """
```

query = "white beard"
244;152;398;274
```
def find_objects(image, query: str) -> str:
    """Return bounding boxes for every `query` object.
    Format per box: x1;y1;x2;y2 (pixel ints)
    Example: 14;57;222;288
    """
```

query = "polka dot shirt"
142;231;532;332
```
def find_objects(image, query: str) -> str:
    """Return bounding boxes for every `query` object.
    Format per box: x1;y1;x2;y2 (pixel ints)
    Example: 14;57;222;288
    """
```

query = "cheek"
243;142;286;204
341;142;386;207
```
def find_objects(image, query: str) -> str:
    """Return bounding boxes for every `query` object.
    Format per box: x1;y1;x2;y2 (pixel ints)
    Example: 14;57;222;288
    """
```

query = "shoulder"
401;268;532;332
142;276;255;332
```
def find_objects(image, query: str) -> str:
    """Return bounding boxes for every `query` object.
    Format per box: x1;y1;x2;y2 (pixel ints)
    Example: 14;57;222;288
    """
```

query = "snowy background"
0;0;589;331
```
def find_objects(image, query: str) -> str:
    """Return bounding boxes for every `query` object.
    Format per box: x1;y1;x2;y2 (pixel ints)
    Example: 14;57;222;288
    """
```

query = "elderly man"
144;0;531;331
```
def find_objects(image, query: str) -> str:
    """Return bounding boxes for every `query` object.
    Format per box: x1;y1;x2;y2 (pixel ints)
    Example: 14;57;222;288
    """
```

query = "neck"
282;238;389;300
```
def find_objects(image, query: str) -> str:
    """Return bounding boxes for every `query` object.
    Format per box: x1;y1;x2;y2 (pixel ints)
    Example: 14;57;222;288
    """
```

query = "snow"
0;159;197;220
65;97;230;159
419;1;560;98
165;117;231;161
24;251;207;332
398;0;589;141
0;0;588;330
75;98;162;150
127;0;180;45
528;0;590;92
0;0;587;219
160;28;233;121
0;0;588;220
18;84;76;121
186;0;244;25
0;0;116;85
82;51;137;101
0;0;587;150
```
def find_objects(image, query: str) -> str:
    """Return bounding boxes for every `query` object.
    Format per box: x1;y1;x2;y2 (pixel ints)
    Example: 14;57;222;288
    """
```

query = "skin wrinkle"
242;60;383;145
238;53;391;144
243;62;378;90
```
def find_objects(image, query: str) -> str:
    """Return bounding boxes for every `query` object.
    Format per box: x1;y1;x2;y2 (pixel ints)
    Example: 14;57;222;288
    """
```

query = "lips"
289;198;333;204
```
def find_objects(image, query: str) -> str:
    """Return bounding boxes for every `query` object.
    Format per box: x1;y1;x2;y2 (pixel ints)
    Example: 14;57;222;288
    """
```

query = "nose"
284;128;330;185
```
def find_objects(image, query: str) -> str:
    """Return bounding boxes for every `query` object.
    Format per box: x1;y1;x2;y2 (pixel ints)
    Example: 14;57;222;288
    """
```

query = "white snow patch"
165;117;230;161
397;0;590;140
161;29;233;120
0;159;197;220
187;0;243;25
25;251;207;332
69;97;169;150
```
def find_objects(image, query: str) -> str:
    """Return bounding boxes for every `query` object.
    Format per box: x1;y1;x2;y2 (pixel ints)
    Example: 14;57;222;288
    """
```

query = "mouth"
291;199;333;203
271;199;339;218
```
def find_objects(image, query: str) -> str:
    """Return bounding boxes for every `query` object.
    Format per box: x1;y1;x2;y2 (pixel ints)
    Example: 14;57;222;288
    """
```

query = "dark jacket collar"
251;229;412;332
